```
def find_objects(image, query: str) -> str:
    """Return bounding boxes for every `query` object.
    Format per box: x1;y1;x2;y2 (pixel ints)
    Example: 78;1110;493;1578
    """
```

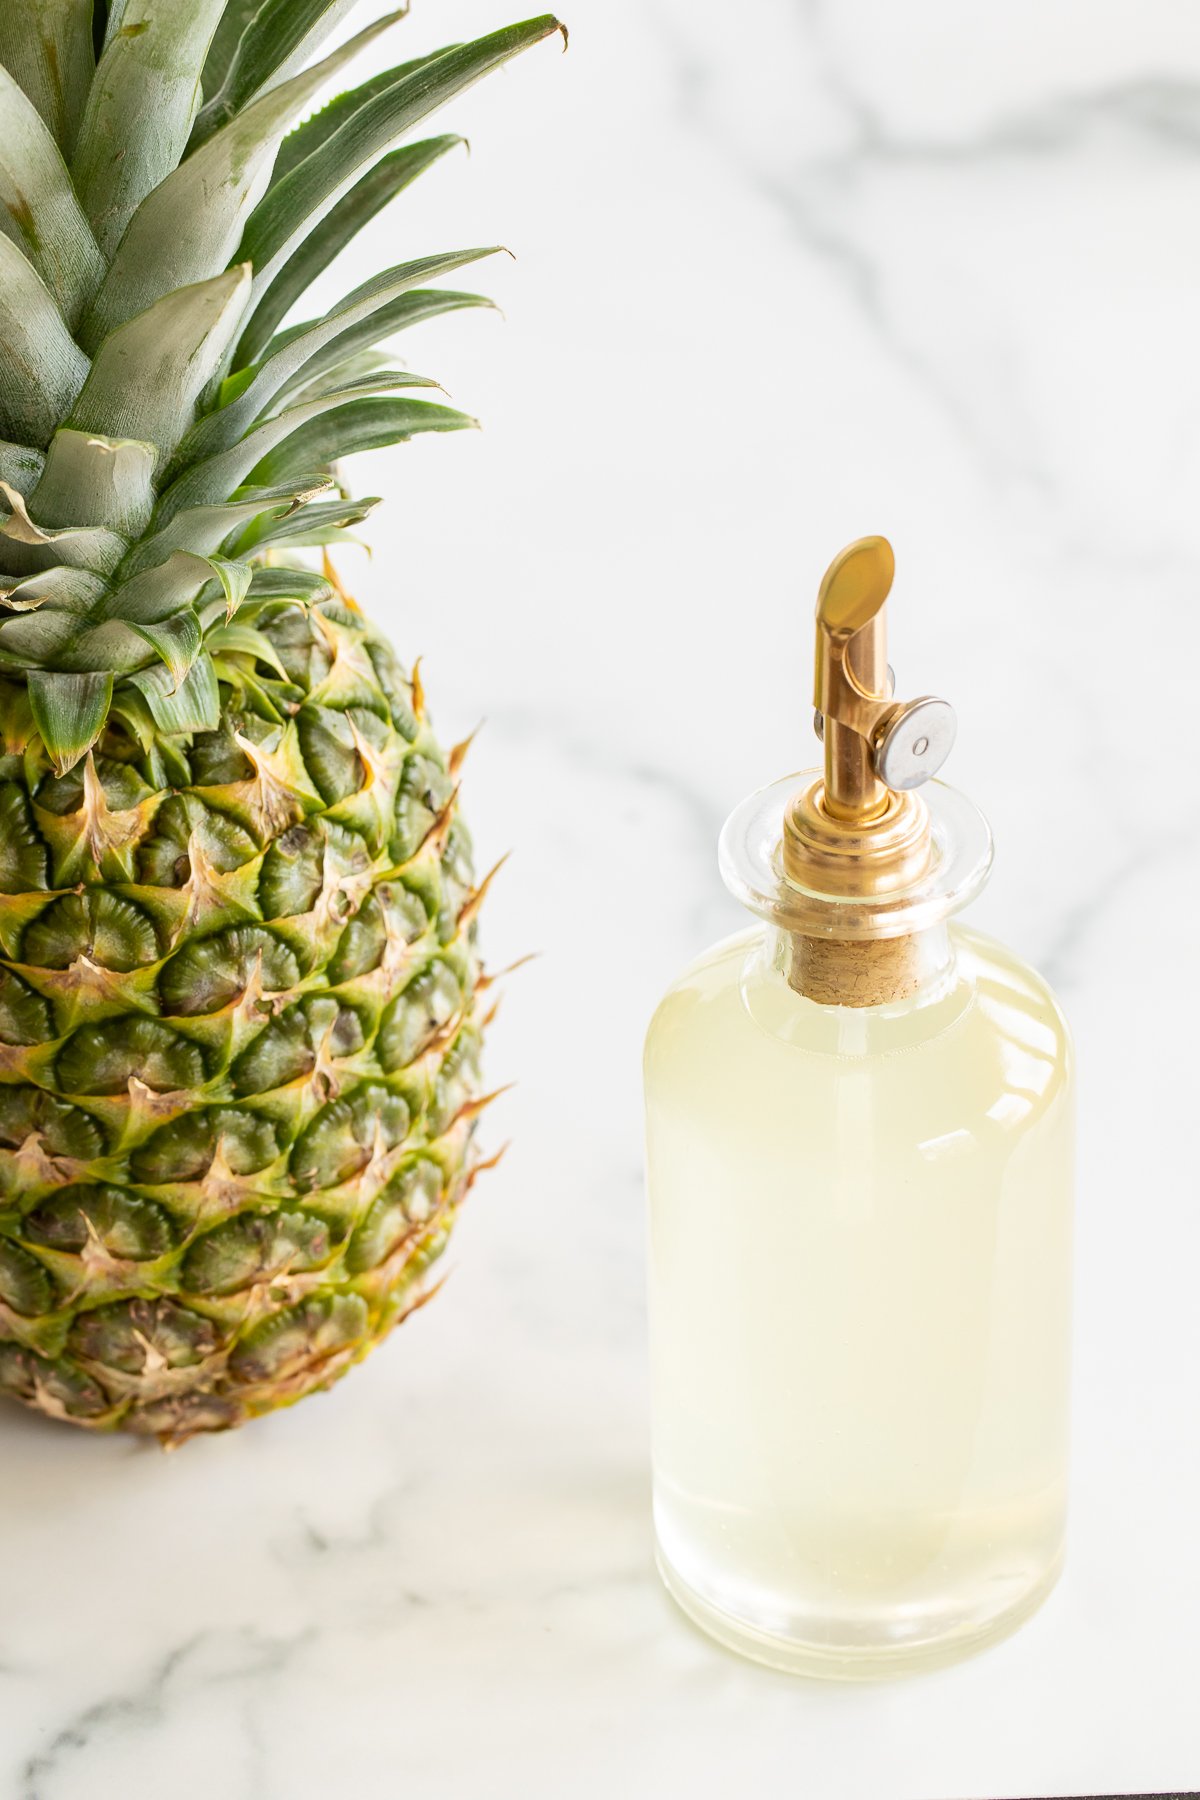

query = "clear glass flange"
718;770;994;940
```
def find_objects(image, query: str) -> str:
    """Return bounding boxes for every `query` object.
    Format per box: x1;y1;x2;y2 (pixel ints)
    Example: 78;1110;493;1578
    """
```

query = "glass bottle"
644;538;1074;1678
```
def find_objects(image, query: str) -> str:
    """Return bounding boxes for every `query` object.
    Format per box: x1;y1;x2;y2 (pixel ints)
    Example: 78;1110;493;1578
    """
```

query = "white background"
3;3;1200;1795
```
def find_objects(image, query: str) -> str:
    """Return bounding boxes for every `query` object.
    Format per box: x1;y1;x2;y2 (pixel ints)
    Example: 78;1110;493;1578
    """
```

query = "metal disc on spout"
873;697;956;790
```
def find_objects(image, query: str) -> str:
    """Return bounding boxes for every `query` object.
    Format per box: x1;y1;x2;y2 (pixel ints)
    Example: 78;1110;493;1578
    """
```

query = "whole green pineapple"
0;0;561;1441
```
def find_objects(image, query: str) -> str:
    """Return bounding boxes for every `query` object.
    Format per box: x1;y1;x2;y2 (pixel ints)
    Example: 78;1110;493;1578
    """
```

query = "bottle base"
655;1536;1064;1681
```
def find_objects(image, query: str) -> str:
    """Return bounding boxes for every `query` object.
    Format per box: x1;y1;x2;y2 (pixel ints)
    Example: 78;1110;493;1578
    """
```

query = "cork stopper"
789;933;928;1007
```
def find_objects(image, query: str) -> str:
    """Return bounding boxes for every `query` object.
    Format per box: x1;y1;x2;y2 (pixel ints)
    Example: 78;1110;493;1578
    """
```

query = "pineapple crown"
0;1;564;777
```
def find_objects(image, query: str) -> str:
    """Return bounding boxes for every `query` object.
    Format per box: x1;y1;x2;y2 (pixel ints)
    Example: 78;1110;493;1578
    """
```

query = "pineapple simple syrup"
643;538;1075;1677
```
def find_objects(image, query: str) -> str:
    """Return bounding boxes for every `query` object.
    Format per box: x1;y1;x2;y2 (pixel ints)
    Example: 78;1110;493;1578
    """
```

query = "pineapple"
0;1;562;1441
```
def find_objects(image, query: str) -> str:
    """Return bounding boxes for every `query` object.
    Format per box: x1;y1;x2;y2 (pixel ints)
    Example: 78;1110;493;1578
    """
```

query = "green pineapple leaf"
69;268;253;474
203;554;253;621
290;288;496;390
126;611;203;688
268;53;445;190
0;442;46;499
27;669;113;773
240;564;334;603
0;565;108;621
0;478;127;577
247;396;478;485
71;0;228;258
0;0;94;155
199;0;267;105
0;239;91;447
0;65;105;329
229;494;378;555
128;653;220;734
30;431;156;537
105;548;223;627
190;0;365;148
203;621;290;680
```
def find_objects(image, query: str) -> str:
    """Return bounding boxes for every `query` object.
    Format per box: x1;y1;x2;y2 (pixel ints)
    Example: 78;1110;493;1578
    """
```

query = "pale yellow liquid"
645;925;1074;1677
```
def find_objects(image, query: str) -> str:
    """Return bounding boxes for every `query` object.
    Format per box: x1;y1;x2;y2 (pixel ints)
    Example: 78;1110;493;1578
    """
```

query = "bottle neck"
719;776;993;989
773;921;955;1010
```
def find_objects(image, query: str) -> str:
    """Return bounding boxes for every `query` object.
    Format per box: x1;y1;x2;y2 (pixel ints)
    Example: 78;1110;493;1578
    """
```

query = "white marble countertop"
3;3;1200;1795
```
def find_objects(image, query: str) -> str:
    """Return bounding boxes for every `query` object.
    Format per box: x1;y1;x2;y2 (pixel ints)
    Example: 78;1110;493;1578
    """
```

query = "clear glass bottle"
644;539;1074;1678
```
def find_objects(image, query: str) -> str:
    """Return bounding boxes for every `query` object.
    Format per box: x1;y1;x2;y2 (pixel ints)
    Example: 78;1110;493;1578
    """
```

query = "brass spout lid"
782;535;957;900
718;536;993;1005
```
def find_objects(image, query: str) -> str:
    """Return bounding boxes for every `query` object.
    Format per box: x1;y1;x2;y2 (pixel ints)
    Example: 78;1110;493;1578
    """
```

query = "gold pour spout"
813;535;957;826
815;535;894;822
782;536;957;905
